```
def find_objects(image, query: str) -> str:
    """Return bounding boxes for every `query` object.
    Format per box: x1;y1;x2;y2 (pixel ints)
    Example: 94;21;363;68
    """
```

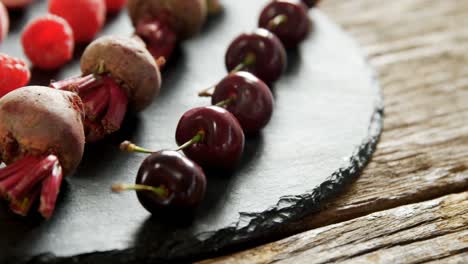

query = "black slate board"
0;0;383;263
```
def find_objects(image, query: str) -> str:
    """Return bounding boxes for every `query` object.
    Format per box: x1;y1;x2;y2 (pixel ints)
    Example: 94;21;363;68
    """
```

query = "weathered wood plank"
201;0;468;262
280;0;468;232
199;192;468;264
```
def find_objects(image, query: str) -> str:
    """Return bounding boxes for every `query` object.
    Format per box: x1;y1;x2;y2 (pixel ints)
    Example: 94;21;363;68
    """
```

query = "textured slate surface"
0;0;383;263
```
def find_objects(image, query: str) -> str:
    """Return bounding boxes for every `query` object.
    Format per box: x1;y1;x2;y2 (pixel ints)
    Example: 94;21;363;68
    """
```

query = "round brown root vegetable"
0;86;85;218
81;36;162;111
127;0;207;40
52;35;162;142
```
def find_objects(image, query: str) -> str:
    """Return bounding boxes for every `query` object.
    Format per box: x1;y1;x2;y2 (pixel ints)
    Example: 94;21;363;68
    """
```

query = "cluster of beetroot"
112;0;319;216
0;0;218;218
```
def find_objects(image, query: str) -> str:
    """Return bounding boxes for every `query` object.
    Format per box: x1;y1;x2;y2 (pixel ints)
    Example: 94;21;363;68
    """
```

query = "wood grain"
199;192;468;264
201;0;468;262
285;0;468;231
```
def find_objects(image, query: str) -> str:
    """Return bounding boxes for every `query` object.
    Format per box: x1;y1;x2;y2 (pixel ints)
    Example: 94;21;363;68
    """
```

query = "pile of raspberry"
0;0;127;96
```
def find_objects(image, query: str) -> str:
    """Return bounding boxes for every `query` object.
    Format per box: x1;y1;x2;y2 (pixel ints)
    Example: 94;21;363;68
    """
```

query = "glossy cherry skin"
136;150;206;214
225;28;287;84
212;72;274;134
259;1;310;48
302;0;320;8
176;106;245;170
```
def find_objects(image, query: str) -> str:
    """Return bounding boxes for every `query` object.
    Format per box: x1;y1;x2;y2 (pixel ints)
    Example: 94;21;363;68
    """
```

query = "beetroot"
52;35;162;142
0;86;85;218
127;0;207;40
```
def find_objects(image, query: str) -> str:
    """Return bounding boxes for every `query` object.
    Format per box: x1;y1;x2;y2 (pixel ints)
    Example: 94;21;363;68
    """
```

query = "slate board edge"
6;15;385;264
12;60;384;264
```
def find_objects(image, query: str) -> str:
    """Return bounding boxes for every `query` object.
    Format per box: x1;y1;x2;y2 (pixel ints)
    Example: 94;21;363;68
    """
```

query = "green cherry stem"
120;130;205;154
120;141;153;153
231;52;256;73
215;96;236;107
112;184;169;198
268;14;288;29
199;52;255;97
174;130;205;151
198;86;215;97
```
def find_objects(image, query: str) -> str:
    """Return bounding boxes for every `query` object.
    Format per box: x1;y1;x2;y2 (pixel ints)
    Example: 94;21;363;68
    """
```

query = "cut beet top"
0;86;85;218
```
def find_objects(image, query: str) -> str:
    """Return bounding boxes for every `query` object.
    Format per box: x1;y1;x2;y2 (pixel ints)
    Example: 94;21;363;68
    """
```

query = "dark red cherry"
212;72;274;134
302;0;320;8
135;19;177;61
225;28;287;84
175;106;245;170
259;1;310;48
132;150;206;214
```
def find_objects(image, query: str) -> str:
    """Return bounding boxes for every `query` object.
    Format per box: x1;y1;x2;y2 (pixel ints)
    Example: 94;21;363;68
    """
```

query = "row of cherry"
0;0;318;218
112;0;320;215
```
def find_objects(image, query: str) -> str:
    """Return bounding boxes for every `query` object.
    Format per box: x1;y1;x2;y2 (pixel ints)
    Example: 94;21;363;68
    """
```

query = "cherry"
113;150;206;214
225;28;287;84
259;0;310;48
302;0;320;8
202;72;274;134
176;106;245;170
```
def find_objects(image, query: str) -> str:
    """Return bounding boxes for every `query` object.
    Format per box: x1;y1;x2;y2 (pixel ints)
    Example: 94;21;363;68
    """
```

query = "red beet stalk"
51;75;129;142
135;19;177;63
0;155;64;218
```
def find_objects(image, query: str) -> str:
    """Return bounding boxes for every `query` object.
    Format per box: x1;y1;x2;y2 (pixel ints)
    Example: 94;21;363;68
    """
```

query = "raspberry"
105;0;127;13
0;53;31;97
0;2;8;44
21;14;74;70
49;0;106;43
1;0;33;9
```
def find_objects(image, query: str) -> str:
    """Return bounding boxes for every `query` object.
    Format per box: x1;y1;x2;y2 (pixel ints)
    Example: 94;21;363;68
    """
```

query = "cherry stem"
174;130;205;151
120;130;205;154
231;52;256;73
215;96;236;107
112;184;169;198
198;86;215;97
120;141;153;154
268;14;288;29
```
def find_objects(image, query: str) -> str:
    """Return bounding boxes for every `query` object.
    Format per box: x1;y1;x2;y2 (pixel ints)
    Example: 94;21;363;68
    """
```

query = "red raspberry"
0;53;31;97
105;0;127;13
21;14;74;70
0;2;8;44
49;0;106;43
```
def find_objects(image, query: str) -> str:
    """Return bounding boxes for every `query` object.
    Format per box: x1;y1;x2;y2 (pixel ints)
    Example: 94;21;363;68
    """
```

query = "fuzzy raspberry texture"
21;14;74;70
0;53;30;97
1;0;34;9
0;1;8;44
49;0;106;43
105;0;127;13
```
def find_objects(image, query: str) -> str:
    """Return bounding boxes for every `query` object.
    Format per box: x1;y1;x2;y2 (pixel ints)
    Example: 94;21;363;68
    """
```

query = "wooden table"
199;0;468;262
